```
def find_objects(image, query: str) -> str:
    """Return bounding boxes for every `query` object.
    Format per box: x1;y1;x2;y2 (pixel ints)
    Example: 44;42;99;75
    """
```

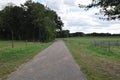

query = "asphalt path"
8;40;86;80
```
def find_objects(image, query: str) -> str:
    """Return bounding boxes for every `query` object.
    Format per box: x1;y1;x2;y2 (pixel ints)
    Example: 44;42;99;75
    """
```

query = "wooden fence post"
26;40;28;46
11;31;14;48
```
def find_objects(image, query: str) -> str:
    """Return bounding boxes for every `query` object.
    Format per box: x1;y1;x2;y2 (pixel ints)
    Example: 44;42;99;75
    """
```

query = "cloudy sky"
0;0;120;34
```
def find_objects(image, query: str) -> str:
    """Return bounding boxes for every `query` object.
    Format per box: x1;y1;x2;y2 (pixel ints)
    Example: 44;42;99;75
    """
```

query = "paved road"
8;40;86;80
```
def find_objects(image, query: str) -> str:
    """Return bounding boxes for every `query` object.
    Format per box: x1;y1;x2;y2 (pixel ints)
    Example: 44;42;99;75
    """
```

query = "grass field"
0;41;51;80
64;37;120;80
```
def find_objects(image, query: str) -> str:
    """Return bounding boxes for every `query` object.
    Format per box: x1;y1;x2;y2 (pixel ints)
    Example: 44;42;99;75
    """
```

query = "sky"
0;0;120;34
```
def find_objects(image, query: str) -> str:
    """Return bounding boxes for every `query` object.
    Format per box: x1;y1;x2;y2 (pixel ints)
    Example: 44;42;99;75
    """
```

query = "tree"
70;32;85;37
61;30;70;38
31;2;46;41
22;0;35;41
0;11;5;39
2;6;15;47
10;6;24;40
0;0;64;42
0;11;4;29
1;5;25;47
54;16;64;32
85;0;120;20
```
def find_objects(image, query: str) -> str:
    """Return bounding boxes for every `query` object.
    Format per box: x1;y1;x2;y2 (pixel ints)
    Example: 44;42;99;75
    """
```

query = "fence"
92;40;120;52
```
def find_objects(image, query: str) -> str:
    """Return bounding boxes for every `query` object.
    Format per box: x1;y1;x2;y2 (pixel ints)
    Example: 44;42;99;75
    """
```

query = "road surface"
8;40;86;80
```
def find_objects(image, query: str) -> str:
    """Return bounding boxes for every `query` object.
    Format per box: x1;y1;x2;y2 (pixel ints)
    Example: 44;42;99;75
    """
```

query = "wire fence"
92;40;120;52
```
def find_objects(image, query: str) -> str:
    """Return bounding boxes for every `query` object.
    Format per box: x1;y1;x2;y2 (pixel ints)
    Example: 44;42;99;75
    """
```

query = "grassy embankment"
0;41;51;80
64;37;120;80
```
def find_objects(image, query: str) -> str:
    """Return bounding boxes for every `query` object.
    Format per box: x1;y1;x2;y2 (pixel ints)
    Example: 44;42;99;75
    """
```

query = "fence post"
94;41;96;47
108;41;111;52
116;40;119;46
118;41;120;48
26;40;28;46
100;41;103;48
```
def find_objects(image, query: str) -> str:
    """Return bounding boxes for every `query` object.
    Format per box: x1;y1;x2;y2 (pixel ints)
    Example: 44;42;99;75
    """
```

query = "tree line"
69;32;120;37
0;0;63;42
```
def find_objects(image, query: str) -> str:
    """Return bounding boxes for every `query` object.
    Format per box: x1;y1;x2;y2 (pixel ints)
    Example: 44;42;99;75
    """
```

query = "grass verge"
0;41;51;80
64;37;120;80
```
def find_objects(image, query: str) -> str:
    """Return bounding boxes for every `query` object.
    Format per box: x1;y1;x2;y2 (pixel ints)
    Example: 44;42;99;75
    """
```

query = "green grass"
0;41;51;80
64;37;120;80
0;40;27;49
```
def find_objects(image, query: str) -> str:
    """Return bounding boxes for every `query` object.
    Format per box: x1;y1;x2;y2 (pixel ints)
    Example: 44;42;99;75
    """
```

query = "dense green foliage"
86;0;120;20
57;30;70;38
0;0;63;42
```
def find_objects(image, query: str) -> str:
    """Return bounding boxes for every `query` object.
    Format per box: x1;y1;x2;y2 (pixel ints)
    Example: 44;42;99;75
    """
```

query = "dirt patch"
0;63;5;68
78;50;120;80
98;58;120;80
0;63;4;80
0;63;5;78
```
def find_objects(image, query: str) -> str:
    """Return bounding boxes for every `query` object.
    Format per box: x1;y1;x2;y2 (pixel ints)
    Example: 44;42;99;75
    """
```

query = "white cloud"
0;0;37;9
0;0;120;34
75;0;92;5
0;0;27;9
39;0;120;34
